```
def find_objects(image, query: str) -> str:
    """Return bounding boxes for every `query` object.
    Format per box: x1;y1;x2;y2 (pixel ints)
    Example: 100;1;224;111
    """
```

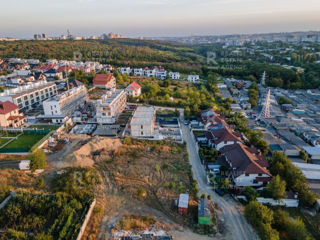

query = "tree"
270;151;316;207
243;186;258;202
277;96;293;105
267;175;286;200
299;151;308;163
29;149;46;171
245;201;279;240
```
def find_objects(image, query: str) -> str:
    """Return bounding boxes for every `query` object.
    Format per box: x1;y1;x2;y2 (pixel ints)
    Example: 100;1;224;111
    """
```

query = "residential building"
0;101;25;128
169;72;180;80
130;106;156;137
125;82;141;97
155;67;167;80
117;67;131;75
187;75;200;82
210;127;242;150
93;74;116;89
219;143;271;187
133;68;143;76
96;88;127;124
44;69;63;79
143;68;156;78
43;85;87;123
0;81;57;111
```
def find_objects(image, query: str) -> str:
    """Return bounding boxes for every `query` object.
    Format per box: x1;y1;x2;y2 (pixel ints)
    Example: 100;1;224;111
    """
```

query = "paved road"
180;117;259;240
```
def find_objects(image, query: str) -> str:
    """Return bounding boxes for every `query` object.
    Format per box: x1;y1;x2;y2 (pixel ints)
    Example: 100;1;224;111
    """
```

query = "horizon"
1;0;320;38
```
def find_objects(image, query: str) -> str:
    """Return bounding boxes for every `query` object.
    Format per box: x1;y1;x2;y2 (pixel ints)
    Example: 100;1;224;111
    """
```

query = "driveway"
180;117;259;240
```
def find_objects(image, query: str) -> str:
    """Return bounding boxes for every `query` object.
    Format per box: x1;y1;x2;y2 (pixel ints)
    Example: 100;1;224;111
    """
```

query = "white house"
219;144;271;187
143;68;156;78
187;75;200;82
133;68;143;76
125;82;142;97
117;67;131;75
169;72;180;80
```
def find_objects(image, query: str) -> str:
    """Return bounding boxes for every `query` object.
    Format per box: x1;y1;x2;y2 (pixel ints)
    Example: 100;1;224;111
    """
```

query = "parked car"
215;188;225;196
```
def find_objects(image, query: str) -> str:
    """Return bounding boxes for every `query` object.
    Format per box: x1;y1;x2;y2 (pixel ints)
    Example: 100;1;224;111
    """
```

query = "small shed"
198;199;211;225
178;193;189;215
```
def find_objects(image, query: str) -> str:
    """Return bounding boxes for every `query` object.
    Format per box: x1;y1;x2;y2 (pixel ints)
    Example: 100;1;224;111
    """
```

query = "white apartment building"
117;67;131;75
187;75;200;82
96;88;127;124
130;106;156;138
169;72;180;80
0;81;57;111
43;85;87;123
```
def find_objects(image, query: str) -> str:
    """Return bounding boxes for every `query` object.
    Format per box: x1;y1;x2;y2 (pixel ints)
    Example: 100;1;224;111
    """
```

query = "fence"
76;199;96;240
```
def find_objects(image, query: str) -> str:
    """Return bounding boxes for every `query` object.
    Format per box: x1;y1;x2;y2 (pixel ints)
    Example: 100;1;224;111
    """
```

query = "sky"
1;0;320;38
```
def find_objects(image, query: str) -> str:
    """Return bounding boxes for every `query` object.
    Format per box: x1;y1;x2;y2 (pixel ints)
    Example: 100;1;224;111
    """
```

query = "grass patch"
3;133;47;151
29;125;59;130
0;138;12;146
115;215;156;231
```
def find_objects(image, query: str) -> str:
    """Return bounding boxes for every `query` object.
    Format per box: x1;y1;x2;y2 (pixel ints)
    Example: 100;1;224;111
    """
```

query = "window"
141;125;143;129
258;173;262;176
141;131;144;135
245;173;249;177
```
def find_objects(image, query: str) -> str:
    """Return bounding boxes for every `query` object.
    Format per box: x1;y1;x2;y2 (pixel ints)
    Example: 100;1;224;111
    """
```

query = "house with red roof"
0;101;25;128
125;82;141;97
93;74;116;89
219;143;271;187
210;127;242;150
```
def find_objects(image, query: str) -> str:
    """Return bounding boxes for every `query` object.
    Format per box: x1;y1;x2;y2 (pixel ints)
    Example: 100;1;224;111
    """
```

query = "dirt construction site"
46;136;216;240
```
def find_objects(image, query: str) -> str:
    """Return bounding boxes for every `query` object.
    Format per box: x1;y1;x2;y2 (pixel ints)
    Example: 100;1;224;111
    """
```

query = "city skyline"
1;0;320;38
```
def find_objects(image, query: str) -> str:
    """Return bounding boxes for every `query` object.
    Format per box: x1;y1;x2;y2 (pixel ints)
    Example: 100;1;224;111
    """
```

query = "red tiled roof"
211;127;241;145
0;101;19;115
127;82;141;91
7;115;25;121
58;66;74;72
220;144;271;177
93;74;114;85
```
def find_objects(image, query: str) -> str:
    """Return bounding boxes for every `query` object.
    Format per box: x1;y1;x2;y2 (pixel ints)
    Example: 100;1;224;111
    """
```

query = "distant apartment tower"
0;81;57;111
96;88;127;124
43;85;87;123
130;106;156;137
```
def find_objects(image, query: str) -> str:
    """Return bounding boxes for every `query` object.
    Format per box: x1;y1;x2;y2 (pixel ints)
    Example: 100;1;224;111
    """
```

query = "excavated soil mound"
65;137;122;167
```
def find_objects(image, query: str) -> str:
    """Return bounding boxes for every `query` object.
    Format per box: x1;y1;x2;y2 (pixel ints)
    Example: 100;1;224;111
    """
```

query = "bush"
36;178;45;188
29;149;46;171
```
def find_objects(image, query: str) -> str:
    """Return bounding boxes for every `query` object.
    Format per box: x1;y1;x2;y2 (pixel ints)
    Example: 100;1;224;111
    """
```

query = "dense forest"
0;39;204;74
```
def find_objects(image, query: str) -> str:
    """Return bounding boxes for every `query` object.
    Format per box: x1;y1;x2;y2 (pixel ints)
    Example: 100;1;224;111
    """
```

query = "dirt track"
180;115;260;240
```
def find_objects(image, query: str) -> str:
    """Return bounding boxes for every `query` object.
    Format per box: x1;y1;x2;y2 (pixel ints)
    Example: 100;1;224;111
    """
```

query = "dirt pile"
68;137;122;167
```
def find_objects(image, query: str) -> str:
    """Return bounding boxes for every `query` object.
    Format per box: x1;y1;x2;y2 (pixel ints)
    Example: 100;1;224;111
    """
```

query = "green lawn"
0;138;13;146
4;134;47;150
29;125;59;130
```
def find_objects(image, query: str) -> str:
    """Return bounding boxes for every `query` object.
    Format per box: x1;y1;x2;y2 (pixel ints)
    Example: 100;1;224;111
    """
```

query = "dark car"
215;188;225;196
